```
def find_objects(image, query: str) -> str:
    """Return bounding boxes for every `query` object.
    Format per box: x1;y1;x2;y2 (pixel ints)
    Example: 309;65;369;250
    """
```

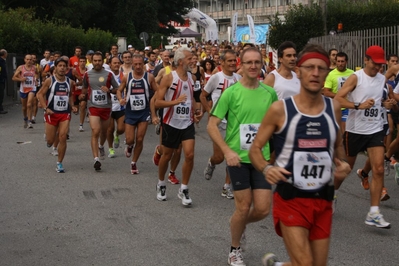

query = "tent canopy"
174;28;202;38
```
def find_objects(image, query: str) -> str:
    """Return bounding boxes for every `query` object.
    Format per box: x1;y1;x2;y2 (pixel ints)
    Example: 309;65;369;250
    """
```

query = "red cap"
365;45;386;64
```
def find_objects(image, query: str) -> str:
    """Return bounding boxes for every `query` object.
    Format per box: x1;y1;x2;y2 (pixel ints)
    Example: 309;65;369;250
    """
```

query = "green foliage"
150;33;169;49
267;4;324;51
0;8;116;54
326;0;399;32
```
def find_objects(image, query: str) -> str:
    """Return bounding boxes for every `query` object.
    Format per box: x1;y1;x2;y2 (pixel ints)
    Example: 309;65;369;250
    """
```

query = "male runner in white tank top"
336;45;391;229
263;41;300;100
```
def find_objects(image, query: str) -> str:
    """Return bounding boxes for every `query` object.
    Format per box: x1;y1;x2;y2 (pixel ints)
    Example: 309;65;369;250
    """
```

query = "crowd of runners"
4;40;399;266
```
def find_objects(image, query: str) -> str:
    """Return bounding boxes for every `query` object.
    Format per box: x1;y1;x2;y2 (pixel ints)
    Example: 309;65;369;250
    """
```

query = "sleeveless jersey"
125;72;151;113
111;71;125;112
346;69;385;134
273;96;339;192
382;84;389;125
19;65;36;93
270;69;300;100
205;72;212;82
204;71;241;104
193;66;202;92
163;71;194;129
145;64;155;74
46;76;71;114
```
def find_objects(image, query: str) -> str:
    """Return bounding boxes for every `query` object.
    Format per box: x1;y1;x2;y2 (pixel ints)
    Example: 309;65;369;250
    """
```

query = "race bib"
194;80;201;91
293;151;332;191
129;94;146;110
112;94;119;104
54;95;68;111
361;106;380;123
240;123;259;150
337;76;348;91
22;76;34;93
174;102;191;120
92;90;107;105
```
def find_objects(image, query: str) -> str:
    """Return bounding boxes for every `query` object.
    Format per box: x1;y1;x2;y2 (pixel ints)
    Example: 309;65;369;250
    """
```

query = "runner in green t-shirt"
207;47;277;266
323;51;354;133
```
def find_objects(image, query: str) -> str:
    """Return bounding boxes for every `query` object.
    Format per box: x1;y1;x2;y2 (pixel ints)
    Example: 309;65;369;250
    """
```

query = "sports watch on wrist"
354;102;360;110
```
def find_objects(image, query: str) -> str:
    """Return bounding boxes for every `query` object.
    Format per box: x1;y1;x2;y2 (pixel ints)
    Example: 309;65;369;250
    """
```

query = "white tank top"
203;71;241;104
346;69;384;134
163;71;194;129
270;69;300;100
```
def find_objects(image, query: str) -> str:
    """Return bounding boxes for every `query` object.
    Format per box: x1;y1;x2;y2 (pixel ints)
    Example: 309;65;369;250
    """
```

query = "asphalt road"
0;103;398;266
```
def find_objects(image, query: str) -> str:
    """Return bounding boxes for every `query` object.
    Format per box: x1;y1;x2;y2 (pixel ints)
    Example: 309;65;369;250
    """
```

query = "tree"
267;4;324;51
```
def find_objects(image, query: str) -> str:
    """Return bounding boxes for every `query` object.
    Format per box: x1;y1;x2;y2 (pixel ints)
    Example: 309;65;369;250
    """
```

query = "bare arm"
37;78;53;115
263;72;275;88
207;115;241;166
116;75;128;106
335;74;374;109
12;66;24;82
249;101;290;184
200;90;211;114
323;87;336;98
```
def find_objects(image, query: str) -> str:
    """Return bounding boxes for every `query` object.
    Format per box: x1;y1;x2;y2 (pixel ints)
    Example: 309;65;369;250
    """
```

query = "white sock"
275;263;284;266
99;145;104;148
158;180;166;186
370;206;379;213
94;157;99;162
131;161;136;165
224;184;230;189
181;184;188;190
52;147;57;150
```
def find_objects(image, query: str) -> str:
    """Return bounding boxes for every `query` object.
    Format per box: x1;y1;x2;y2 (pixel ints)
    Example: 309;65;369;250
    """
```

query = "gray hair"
174;47;191;65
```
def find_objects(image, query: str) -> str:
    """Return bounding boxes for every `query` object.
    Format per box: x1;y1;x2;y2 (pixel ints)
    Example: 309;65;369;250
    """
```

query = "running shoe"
99;146;105;160
168;172;180;184
384;157;390;176
23;118;28;128
28;122;33;129
356;169;369;190
221;186;234;199
152;145;161;166
390;156;397;168
108;148;115;158
380;187;390;201
31;117;36;124
395;163;399;185
66;134;70;140
79;125;84;132
51;148;58;156
178;189;192;206
113;133;120;148
94;160;101;171
156;184;167;201
125;145;133;158
56;162;65;173
365;212;391;228
228;248;245;266
131;163;139;174
262;253;279;266
204;158;216;180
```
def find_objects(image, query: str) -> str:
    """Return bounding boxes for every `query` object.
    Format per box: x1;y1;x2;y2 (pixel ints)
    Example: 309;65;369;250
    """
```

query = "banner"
236;24;269;44
186;8;218;42
232;12;238;43
247;15;256;44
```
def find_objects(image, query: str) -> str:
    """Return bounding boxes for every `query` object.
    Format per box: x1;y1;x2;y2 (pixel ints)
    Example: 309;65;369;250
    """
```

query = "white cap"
128;45;133;48
144;46;150;51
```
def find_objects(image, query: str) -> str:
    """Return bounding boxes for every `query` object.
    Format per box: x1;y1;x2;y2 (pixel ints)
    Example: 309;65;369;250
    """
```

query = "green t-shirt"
324;68;354;94
211;81;278;163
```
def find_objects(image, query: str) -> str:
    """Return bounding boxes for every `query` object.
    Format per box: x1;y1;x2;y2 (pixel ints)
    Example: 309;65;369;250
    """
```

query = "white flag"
247;15;256;44
232;12;238;43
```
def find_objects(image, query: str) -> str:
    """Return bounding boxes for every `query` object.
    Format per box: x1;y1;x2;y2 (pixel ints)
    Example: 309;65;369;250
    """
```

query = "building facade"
195;0;314;40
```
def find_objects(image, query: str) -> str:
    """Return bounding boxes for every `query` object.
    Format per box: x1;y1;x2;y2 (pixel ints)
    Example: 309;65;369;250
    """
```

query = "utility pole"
320;0;327;35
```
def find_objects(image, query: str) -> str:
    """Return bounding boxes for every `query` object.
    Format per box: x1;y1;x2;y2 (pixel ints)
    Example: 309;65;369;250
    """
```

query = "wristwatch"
43;107;47;111
354;102;360;110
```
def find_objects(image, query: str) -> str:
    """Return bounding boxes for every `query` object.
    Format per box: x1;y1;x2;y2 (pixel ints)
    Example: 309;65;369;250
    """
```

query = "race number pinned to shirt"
293;151;331;191
240;123;259;150
23;76;34;93
194;80;201;91
54;95;68;111
129;94;146;110
174;102;191;120
92;90;107;105
361;105;381;123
